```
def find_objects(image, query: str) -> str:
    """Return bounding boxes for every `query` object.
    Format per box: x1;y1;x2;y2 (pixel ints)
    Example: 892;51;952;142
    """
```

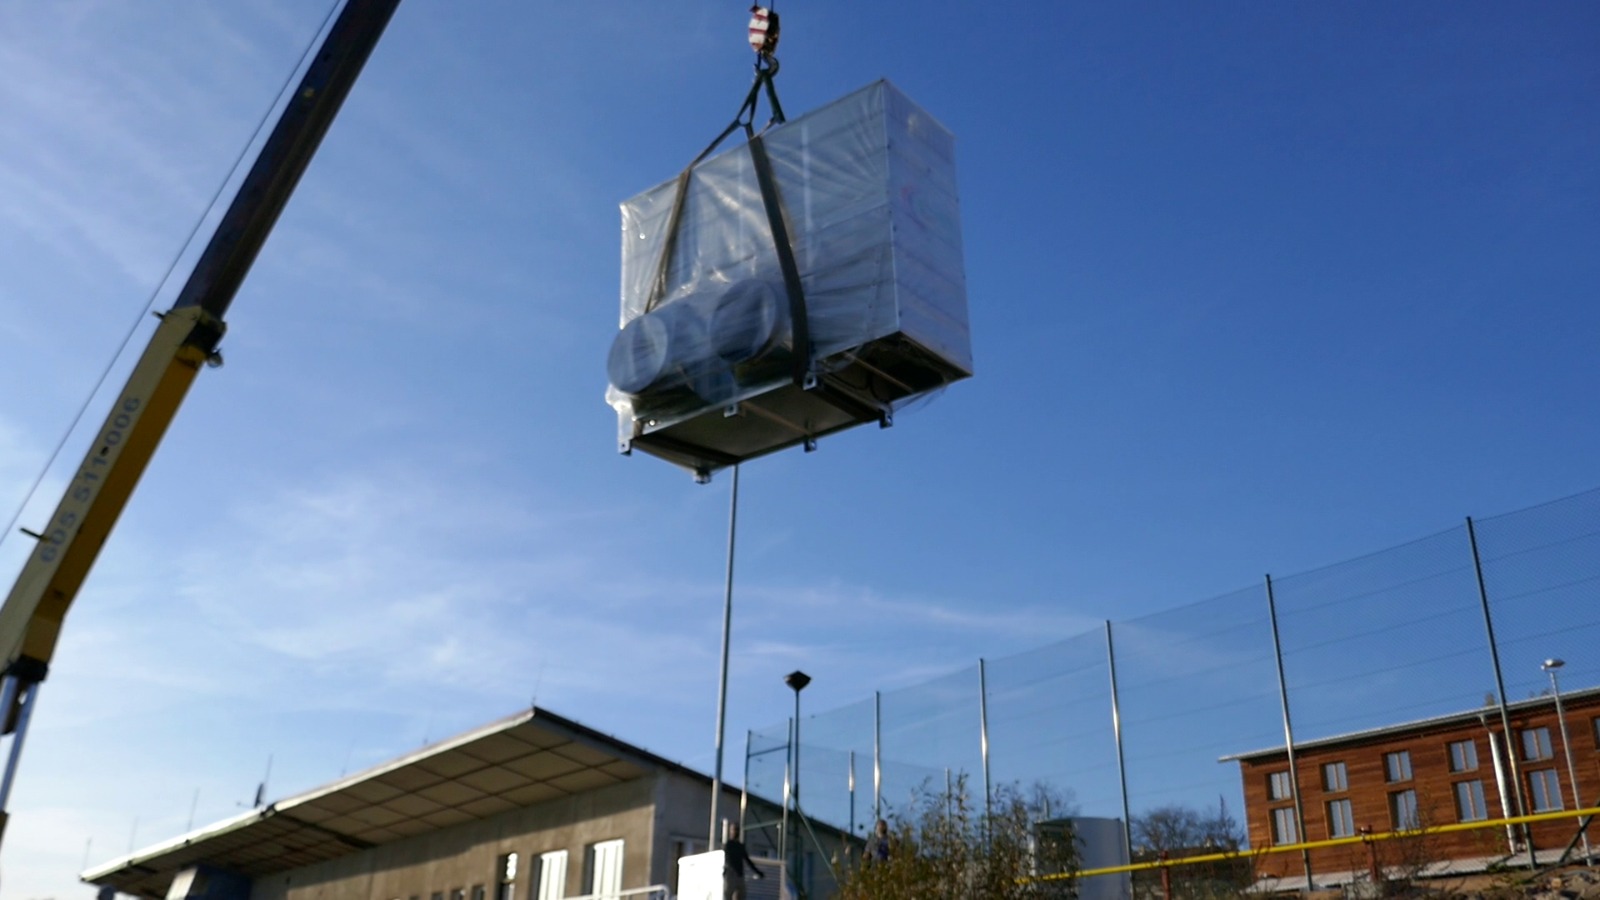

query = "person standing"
723;823;765;900
863;819;892;865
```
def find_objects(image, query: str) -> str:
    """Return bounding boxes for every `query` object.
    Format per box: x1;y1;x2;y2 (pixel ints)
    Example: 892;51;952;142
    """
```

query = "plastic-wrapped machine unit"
607;80;971;480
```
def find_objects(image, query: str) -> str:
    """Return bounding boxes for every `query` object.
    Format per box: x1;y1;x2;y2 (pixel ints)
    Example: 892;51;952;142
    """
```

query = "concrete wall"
242;770;852;900
252;776;658;900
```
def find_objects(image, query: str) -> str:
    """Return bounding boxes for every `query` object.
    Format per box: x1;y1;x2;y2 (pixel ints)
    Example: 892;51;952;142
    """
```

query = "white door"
536;850;567;900
588;839;624;900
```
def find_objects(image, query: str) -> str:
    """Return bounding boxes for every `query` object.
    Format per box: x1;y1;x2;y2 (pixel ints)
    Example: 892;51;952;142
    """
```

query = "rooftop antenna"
250;754;273;808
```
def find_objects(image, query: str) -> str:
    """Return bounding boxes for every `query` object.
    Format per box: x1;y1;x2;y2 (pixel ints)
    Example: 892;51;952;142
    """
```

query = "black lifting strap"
644;59;811;387
745;131;810;386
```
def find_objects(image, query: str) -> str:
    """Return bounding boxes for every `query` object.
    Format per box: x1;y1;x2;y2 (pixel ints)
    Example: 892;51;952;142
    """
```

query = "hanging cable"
0;0;345;555
642;3;811;385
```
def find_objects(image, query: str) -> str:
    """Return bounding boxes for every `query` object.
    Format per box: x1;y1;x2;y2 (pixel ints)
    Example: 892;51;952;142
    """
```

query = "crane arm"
0;0;401;846
0;306;217;675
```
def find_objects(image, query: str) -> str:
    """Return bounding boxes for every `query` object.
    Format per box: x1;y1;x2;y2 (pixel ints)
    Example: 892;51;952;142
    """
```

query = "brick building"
1223;686;1600;885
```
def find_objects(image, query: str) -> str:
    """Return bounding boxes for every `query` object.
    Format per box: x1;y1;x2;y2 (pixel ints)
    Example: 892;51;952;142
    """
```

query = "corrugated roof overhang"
82;707;687;898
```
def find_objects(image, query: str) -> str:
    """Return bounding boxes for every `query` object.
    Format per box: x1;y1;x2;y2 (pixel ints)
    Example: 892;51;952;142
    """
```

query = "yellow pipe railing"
1042;806;1600;884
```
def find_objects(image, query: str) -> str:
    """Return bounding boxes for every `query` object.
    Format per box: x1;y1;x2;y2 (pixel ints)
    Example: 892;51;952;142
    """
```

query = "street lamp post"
785;670;811;895
1542;658;1590;863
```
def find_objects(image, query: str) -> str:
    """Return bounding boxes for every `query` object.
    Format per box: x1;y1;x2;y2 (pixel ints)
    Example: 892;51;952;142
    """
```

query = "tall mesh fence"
742;486;1600;854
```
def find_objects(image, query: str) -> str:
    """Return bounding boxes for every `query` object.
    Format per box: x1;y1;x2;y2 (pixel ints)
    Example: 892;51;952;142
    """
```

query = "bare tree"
836;777;1080;900
1130;798;1250;900
1132;798;1243;857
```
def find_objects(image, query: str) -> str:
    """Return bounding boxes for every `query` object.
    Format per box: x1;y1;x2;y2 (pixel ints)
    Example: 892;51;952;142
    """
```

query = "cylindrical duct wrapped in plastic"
607;80;972;479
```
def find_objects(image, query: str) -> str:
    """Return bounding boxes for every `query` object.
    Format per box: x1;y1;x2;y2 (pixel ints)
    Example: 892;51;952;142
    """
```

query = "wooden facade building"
1224;686;1600;885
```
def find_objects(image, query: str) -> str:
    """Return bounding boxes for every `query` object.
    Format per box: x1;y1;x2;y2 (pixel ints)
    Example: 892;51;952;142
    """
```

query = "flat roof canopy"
1220;684;1600;763
84;707;684;898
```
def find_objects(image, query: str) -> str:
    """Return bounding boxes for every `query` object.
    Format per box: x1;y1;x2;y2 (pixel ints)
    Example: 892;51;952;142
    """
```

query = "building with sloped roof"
1222;686;1600;888
84;706;841;900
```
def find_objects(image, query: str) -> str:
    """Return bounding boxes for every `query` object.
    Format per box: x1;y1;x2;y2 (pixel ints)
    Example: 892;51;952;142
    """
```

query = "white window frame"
535;850;568;900
1530;768;1564;812
1454;780;1487;822
1389;789;1419;829
1523;727;1554;761
495;853;518;900
1323;761;1348;792
585;839;625;900
1448;739;1478;773
1384;751;1412;783
1271;807;1298;845
1268;771;1293;801
1327;798;1355;838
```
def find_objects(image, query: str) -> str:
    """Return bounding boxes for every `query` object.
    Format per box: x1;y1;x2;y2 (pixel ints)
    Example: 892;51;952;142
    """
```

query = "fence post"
1467;515;1537;867
740;729;751;836
873;690;882;822
780;717;792;864
1265;573;1314;889
1106;620;1135;867
848;750;856;838
979;658;993;826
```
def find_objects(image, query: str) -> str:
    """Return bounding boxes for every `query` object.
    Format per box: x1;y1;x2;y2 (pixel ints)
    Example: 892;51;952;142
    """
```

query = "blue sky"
2;1;1597;896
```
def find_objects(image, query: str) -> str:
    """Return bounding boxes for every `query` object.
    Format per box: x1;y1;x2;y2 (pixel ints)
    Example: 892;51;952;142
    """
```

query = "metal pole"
792;688;803;897
0;677;42;842
848;751;856;838
979;658;992;824
1468;516;1536;867
740;730;751;837
1106;621;1134;867
873;691;882;821
1265;574;1314;889
1482;717;1517;853
1547;666;1591;861
709;465;741;848
780;717;792;865
0;674;19;744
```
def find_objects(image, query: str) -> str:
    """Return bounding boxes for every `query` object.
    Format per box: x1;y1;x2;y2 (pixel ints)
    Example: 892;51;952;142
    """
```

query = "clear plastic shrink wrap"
607;80;971;478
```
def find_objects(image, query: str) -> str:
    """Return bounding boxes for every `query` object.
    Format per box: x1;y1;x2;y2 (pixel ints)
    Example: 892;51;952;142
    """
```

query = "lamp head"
1543;658;1566;671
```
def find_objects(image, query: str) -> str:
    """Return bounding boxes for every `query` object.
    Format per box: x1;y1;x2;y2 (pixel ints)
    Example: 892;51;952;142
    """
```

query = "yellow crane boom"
0;0;402;847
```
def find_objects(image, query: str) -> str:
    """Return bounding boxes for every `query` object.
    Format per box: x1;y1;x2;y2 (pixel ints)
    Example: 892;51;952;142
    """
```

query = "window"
1323;762;1348;792
1523;727;1554;761
1267;771;1293;800
1530;769;1564;812
585;839;624;900
1448;740;1478;772
1389;789;1419;829
1384;751;1412;783
1271;807;1299;845
1455;780;1487;822
534;851;567;900
470;886;485;900
1327;798;1355;838
450;890;465;900
495;854;517;900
